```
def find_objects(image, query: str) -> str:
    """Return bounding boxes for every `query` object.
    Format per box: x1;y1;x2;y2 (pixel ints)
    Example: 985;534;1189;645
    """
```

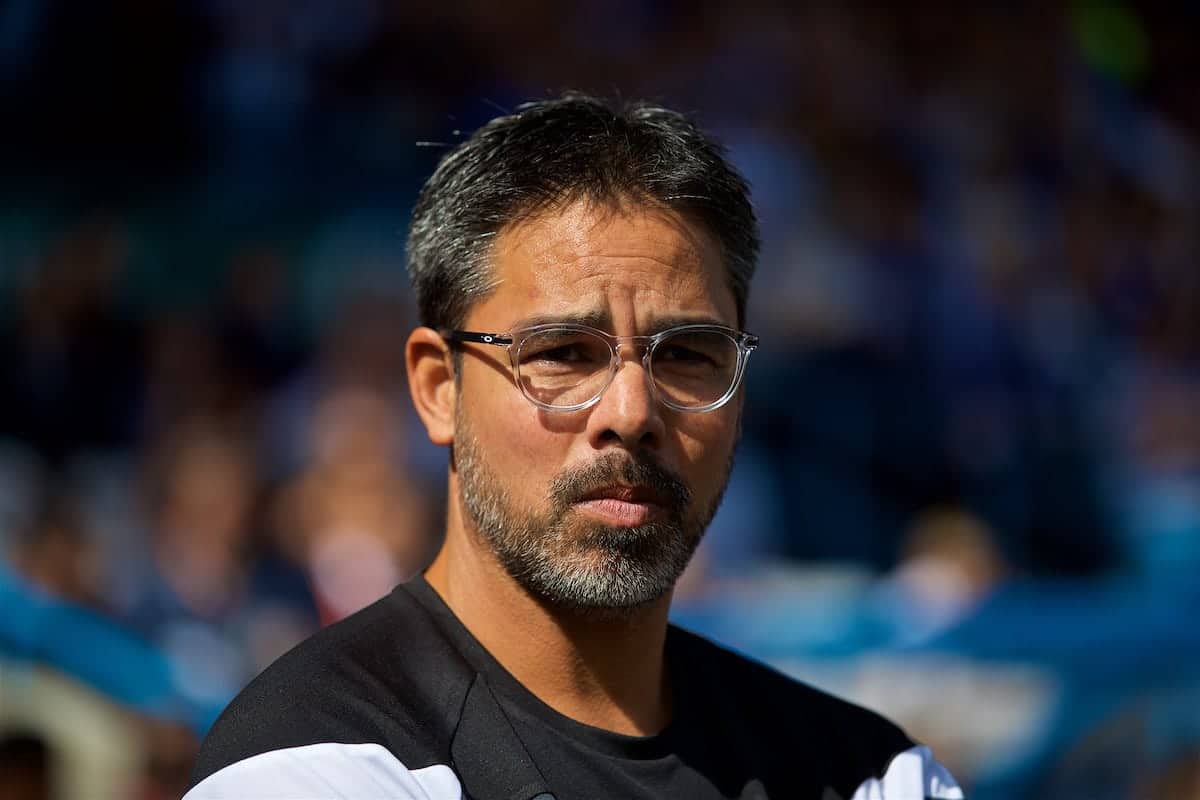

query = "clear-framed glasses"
440;322;759;413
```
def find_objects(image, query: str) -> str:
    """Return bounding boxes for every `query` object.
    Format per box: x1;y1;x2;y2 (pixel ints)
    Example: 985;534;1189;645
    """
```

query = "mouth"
572;484;666;526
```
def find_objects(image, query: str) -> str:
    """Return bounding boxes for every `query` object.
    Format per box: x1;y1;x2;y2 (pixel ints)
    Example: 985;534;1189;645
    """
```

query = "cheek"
468;375;566;488
669;412;738;485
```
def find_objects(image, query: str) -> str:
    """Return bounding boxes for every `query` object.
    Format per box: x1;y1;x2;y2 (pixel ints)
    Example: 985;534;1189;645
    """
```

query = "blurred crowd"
1;3;1198;799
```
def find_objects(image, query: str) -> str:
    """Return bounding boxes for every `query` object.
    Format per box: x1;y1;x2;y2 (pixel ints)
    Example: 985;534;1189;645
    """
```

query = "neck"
423;488;673;736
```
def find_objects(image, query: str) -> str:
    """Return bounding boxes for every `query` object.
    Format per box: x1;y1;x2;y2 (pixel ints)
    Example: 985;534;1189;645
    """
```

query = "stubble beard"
453;408;732;618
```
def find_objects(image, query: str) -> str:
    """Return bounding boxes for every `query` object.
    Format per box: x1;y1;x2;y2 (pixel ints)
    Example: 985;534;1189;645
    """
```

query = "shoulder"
189;586;472;792
668;625;963;799
669;624;907;743
184;742;462;800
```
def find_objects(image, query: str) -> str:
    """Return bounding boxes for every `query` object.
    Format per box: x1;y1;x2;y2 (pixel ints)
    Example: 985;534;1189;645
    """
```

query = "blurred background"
1;2;1198;798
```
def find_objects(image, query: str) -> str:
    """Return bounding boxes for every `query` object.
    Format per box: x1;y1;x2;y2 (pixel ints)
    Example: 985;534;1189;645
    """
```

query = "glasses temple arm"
439;329;514;347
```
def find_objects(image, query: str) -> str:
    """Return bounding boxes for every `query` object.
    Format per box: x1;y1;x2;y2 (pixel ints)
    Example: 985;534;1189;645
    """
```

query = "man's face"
452;199;742;614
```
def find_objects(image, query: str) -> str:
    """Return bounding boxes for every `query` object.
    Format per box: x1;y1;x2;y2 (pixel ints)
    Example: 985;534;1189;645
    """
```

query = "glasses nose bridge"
610;334;656;365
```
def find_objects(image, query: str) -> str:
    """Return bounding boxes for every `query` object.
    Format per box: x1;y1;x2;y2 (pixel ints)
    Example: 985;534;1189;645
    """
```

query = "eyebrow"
508;311;730;334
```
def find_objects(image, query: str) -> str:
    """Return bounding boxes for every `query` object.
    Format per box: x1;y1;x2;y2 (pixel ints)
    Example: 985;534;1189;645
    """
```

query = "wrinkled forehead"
479;199;737;330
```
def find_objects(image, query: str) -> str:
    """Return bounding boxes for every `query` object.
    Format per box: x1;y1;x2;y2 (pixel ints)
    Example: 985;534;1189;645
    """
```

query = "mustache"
549;452;692;513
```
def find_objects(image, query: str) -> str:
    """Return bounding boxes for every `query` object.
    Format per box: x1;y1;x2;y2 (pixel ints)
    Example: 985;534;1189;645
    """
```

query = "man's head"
406;93;758;616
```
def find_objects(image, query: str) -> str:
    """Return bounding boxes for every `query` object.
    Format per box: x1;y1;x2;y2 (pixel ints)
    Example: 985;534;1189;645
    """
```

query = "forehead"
475;200;736;331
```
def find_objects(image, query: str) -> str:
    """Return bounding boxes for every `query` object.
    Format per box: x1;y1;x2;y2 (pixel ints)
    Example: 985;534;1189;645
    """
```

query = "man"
187;94;962;800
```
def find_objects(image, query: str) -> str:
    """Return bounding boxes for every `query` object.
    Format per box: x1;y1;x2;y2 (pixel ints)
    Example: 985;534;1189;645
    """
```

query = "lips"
573;484;666;526
578;484;664;504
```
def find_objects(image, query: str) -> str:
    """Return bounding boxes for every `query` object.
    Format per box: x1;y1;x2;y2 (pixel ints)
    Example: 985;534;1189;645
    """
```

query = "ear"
406;326;456;447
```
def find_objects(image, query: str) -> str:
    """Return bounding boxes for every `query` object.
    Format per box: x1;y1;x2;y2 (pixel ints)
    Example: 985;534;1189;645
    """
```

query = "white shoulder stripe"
184;742;462;800
850;745;963;800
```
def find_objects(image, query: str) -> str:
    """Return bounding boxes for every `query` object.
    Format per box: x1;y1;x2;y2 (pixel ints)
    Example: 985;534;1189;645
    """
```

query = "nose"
585;345;665;451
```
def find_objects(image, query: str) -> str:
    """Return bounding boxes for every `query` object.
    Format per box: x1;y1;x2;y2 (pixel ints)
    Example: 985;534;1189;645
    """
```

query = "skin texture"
406;198;743;736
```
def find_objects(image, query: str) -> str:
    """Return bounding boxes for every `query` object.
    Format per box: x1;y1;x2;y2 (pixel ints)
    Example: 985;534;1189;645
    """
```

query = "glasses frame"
439;322;759;413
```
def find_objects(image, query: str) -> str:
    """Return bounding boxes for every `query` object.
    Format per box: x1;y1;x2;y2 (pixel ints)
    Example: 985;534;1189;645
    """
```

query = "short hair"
406;93;759;332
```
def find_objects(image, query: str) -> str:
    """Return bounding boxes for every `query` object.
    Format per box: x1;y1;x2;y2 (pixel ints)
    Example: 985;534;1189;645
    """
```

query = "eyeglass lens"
515;328;740;409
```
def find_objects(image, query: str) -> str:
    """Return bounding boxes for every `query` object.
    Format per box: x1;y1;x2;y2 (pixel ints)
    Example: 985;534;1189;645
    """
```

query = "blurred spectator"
7;492;103;609
871;506;1009;645
134;420;258;623
123;418;316;711
273;385;437;624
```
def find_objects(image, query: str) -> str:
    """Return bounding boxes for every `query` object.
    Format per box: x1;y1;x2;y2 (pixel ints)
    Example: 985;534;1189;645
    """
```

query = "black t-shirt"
187;577;961;799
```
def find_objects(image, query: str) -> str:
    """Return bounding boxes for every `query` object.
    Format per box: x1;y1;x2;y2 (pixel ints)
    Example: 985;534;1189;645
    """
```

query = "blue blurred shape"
0;562;216;730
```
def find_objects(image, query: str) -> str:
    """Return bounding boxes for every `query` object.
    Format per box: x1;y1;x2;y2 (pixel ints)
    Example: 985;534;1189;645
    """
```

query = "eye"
527;343;589;363
519;331;611;370
658;344;714;364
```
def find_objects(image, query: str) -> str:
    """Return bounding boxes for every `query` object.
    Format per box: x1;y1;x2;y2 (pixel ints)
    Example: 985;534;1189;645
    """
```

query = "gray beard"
453;410;731;618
